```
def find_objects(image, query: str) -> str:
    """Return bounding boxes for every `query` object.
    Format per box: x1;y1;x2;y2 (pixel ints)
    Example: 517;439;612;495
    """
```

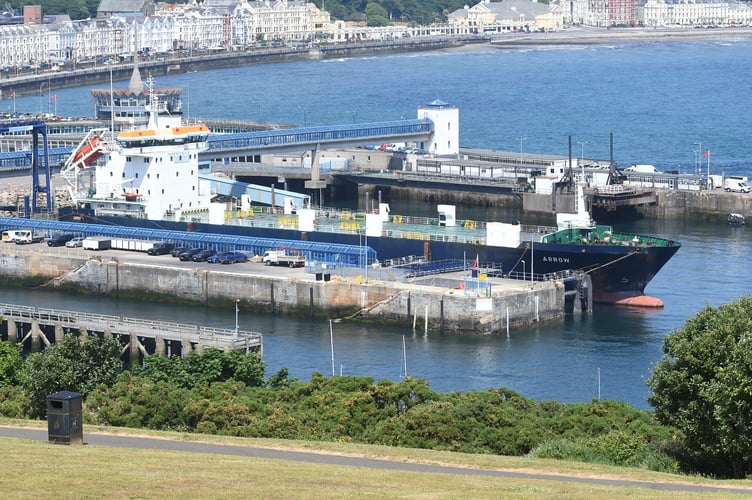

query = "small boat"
727;213;746;225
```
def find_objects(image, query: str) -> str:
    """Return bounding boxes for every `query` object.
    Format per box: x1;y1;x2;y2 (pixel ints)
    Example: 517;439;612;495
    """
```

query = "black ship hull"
81;213;679;305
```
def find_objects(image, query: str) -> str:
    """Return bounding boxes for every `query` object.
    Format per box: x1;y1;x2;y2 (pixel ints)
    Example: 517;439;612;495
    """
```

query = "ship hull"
80;213;679;304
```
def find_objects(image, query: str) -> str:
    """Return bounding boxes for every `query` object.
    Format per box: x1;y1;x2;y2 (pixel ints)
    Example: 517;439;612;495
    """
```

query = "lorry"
12;230;44;244
724;177;751;193
262;249;306;268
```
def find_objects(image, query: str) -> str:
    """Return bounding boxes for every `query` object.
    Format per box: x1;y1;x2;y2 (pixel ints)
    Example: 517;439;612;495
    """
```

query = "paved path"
2;426;751;495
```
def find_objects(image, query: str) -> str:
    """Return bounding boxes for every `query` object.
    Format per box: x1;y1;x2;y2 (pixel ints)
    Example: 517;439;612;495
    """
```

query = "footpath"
1;425;751;495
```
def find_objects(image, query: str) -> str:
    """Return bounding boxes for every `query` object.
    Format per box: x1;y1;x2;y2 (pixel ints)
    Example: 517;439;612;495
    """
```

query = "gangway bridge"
2;117;434;215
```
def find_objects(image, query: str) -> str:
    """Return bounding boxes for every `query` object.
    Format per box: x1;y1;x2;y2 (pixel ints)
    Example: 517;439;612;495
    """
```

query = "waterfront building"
448;0;564;33
229;0;330;45
0;24;48;68
96;0;155;19
90;65;182;125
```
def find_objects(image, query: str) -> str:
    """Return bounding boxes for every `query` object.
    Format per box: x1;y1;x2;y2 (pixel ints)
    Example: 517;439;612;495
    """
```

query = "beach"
489;26;752;47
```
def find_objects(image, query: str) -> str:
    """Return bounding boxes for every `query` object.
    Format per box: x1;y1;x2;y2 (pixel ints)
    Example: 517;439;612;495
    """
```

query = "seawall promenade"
0;36;482;97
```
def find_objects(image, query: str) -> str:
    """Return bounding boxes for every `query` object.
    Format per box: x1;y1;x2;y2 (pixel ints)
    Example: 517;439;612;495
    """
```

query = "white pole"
402;335;407;379
329;319;335;376
233;299;239;340
413;310;417;331
530;235;534;284
424;305;428;334
109;66;114;135
505;306;509;336
597;367;601;400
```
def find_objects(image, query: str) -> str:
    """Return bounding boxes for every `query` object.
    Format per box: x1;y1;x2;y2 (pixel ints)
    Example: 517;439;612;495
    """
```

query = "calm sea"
3;39;752;408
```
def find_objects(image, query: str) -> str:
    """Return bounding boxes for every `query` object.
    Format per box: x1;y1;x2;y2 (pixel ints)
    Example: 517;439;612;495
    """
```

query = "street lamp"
517;137;526;165
577;141;587;163
693;142;702;175
520;260;525;280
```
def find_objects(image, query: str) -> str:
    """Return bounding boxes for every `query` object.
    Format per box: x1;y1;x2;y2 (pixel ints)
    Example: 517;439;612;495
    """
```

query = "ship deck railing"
221;205;564;245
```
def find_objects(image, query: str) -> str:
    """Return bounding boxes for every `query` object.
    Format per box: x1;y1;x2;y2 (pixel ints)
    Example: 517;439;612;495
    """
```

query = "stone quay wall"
0;248;563;335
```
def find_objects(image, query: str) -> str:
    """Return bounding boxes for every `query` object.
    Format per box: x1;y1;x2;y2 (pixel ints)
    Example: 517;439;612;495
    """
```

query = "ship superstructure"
61;79;211;220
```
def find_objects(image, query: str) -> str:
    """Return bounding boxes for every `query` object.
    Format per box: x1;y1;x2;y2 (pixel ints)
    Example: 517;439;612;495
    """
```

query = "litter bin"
323;273;331;282
47;390;83;445
315;272;323;281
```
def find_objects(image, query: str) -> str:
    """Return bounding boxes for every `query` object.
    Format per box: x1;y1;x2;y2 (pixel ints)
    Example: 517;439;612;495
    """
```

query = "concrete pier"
0;244;574;335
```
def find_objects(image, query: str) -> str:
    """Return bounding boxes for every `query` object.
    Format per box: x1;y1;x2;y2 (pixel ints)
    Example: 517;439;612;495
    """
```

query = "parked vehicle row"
3;231;255;265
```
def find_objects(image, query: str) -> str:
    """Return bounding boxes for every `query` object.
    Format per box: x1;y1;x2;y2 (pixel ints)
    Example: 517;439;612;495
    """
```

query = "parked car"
146;241;174;255
65;236;85;248
221;251;249;264
191;248;216;262
178;247;202;261
206;252;231;264
47;233;74;247
171;246;191;257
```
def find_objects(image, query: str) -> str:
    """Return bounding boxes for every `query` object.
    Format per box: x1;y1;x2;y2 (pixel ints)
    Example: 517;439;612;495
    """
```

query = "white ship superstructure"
62;82;211;220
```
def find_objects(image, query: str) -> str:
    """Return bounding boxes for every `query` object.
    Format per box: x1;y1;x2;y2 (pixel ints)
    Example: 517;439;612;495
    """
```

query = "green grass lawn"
1;418;750;498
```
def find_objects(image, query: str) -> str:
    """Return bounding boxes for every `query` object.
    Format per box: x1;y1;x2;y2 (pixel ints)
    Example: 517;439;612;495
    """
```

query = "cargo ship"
59;93;680;307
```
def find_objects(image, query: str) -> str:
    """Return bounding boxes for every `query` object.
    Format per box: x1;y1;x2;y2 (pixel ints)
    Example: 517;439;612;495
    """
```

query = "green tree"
647;296;752;478
20;334;123;418
365;2;390;26
0;340;23;386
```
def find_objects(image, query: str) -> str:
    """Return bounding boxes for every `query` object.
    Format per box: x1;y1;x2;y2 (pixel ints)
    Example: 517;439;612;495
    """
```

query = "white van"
724;178;752;193
12;230;44;244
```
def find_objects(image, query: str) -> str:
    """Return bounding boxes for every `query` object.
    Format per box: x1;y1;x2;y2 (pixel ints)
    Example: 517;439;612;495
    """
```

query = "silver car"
65;236;85;248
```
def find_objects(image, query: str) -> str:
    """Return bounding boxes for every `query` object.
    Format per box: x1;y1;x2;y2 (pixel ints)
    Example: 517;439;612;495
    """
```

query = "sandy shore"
488;26;752;47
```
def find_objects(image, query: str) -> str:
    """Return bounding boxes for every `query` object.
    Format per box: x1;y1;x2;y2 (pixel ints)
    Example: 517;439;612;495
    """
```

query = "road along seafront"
0;242;574;335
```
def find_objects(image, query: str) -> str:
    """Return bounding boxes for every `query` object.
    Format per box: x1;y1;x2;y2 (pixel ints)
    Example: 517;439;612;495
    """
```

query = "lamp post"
233;299;239;340
38;82;47;115
517;137;526;165
693;142;702;175
520;260;525;280
577;141;587;163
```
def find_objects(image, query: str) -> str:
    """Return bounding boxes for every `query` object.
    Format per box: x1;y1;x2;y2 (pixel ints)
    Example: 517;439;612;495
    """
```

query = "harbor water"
3;38;752;409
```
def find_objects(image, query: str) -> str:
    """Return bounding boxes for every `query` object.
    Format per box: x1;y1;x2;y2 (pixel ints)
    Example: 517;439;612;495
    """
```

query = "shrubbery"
0;337;685;475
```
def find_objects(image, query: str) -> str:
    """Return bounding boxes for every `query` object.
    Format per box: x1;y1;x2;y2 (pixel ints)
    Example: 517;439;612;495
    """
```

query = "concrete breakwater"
0;245;564;335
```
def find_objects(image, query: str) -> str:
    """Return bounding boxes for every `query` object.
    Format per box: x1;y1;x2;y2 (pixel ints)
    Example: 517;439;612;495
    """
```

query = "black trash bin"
47;390;83;445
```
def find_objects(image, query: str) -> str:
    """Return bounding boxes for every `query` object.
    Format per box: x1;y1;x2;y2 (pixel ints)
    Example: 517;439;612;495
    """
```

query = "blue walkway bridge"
201;118;433;158
0;216;377;267
1;117;434;214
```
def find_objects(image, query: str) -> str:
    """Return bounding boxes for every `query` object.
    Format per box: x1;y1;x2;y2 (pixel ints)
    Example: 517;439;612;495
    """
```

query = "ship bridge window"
176;171;179;177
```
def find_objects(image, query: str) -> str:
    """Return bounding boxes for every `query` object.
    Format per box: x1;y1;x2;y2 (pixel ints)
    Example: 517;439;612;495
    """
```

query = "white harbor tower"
418;99;460;156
